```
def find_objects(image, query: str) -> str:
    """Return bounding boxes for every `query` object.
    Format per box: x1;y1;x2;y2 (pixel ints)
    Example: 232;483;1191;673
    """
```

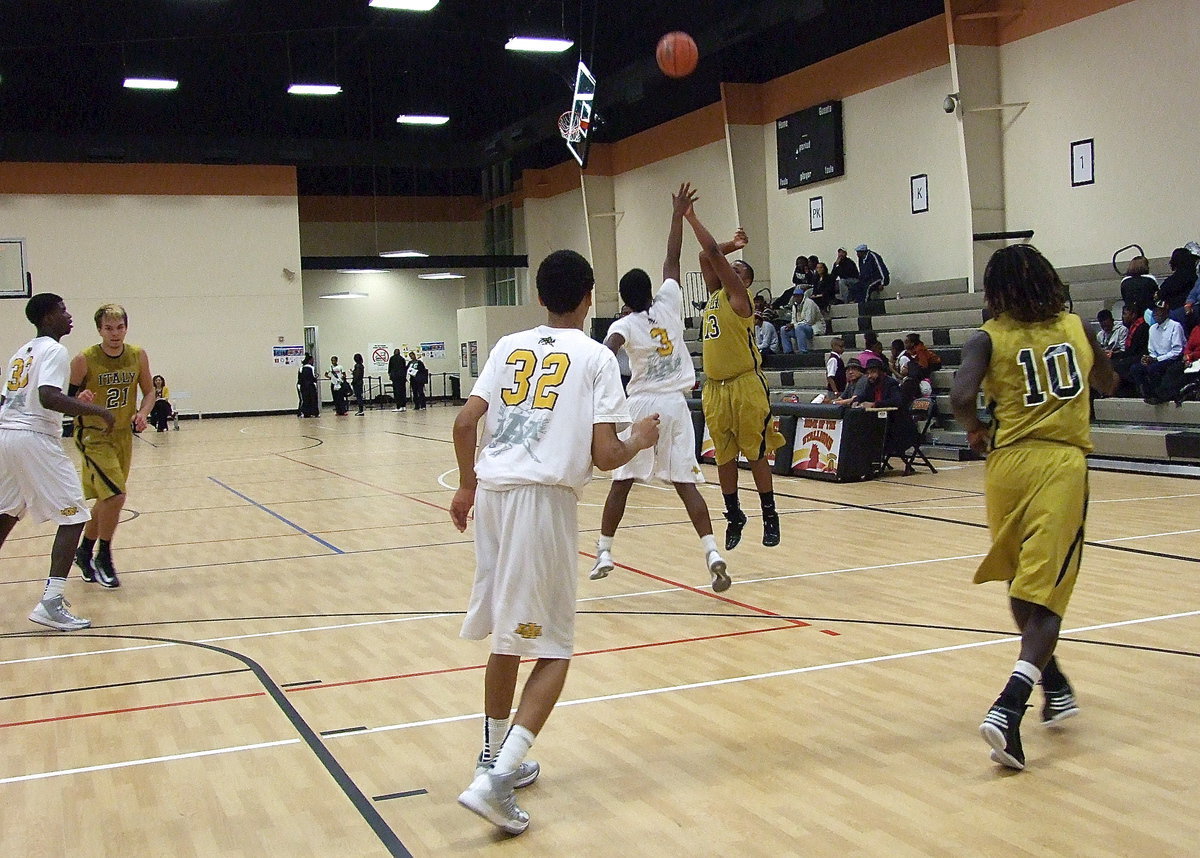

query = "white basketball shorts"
0;429;91;525
611;391;703;484
461;483;579;659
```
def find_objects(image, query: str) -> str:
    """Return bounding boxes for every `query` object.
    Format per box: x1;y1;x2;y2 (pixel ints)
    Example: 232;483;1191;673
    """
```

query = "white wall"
764;64;968;293
456;304;546;385
0;193;303;414
521;187;588;282
301;269;477;393
1000;0;1200;269
298;219;483;256
612;140;738;290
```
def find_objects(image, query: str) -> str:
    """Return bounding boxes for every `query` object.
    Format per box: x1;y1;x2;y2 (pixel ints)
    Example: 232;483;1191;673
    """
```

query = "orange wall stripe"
0;162;296;196
948;0;1139;46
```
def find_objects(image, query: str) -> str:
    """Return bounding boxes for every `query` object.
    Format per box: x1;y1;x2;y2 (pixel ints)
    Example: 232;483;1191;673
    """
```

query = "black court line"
320;726;368;737
773;488;1200;565
0;667;249;702
281;679;322;688
3;631;411;858
384;430;454;444
374;789;428;801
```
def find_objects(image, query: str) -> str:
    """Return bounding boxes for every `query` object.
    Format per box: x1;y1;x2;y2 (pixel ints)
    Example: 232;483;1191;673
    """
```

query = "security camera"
943;93;959;114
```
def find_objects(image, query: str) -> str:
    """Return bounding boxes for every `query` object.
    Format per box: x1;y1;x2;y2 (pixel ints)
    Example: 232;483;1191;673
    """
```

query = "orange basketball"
656;31;698;79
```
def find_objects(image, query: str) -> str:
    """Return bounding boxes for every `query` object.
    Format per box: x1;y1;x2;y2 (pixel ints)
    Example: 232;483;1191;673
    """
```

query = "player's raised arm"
687;209;752;317
663;182;697;285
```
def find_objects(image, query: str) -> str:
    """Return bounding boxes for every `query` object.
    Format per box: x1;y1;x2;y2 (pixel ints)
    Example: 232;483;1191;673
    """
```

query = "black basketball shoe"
74;546;96;583
980;704;1027;770
724;508;747;551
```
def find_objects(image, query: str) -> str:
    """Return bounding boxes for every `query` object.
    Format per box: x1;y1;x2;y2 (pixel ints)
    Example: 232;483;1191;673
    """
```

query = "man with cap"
850;244;890;310
831;247;859;303
854;356;902;410
1129;301;1186;404
832;357;867;406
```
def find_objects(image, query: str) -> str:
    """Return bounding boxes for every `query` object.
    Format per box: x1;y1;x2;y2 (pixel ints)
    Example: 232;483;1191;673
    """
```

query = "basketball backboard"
566;60;595;169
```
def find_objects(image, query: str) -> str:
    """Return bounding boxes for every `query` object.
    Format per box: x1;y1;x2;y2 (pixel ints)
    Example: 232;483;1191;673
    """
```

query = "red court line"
0;691;265;729
0;624;804;729
579;552;810;628
275;454;452;514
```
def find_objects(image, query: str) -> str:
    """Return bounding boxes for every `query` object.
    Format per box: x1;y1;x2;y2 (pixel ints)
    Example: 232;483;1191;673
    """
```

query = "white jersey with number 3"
470;325;630;495
607;278;695;397
0;336;70;437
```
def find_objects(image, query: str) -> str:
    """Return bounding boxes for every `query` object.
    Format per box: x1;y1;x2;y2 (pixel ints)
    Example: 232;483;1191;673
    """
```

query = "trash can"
449;374;461;402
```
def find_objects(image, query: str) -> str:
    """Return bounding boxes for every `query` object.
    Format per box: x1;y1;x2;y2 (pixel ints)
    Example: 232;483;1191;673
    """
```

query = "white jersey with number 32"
607;278;695;397
470;325;630;495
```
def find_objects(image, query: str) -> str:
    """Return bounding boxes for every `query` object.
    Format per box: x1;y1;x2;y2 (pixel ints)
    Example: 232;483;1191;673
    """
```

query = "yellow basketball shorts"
973;443;1088;617
701;370;786;467
76;428;132;501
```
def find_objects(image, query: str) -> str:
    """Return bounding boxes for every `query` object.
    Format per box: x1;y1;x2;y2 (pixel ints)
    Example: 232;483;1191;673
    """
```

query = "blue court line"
208;477;344;554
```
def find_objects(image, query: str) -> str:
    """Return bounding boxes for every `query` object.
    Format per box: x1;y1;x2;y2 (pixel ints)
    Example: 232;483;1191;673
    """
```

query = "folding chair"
899;398;938;475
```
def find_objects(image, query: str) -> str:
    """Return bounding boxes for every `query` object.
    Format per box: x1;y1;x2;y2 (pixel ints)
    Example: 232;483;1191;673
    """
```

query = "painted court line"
208;477;344;554
3;608;1195;785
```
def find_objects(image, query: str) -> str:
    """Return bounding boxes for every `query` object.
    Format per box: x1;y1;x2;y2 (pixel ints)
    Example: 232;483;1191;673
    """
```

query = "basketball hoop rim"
558;110;583;143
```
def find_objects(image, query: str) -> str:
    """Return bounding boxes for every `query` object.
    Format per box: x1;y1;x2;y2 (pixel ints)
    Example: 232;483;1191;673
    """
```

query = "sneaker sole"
979;722;1024;770
96;576;120;589
28;612;90;632
457;789;529;835
74;557;95;583
1042;706;1080;726
588;560;613;581
708;559;731;593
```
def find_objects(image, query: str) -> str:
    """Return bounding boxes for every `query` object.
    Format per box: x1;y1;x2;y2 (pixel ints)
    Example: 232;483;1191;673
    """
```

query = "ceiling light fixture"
505;36;573;53
123;77;179;90
369;0;439;10
379;250;429;258
336;268;387;274
418;272;465;280
396;114;449;125
320;290;371;299
288;83;342;96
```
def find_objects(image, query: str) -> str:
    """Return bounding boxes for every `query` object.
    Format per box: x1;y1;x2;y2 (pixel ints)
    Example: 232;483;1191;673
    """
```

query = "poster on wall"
461;343;468;368
369;342;392;372
0;239;30;299
469;341;479;377
272;345;305;367
420;341;445;361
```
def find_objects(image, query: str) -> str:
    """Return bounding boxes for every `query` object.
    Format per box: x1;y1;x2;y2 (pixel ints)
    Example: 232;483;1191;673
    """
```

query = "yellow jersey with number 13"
701;288;759;382
980;312;1094;453
77;343;143;433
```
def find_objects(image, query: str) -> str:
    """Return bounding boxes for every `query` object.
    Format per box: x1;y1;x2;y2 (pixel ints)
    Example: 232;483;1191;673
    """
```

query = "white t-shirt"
471;325;630;495
607;279;695;397
0;336;70;437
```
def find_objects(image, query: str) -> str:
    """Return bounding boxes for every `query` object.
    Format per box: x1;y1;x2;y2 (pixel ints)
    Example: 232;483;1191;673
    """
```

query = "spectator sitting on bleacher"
903;333;942;371
1184;272;1200;333
832;357;865;406
850;244;890;308
1157;247;1197;326
791;256;810;294
889;339;908;377
858;336;886;369
1094;309;1126;357
1130;302;1186;404
780;291;822;354
754;303;781;356
809;263;838;331
826;337;846;396
900;361;935;410
1112;304;1150;396
831;247;859;303
1121;256;1158;316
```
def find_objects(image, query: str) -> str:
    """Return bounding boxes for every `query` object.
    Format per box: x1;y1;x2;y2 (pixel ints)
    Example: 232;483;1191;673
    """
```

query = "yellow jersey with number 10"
980;312;1094;453
77;343;143;432
701;288;759;382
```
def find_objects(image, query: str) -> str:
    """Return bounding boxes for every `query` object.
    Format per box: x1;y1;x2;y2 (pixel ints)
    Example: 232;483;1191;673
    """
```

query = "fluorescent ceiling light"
418;272;465;280
379;250;429;258
505;36;573;53
336;268;386;274
396;114;449;125
123;77;179;90
369;0;439;9
288;83;342;96
319;291;370;299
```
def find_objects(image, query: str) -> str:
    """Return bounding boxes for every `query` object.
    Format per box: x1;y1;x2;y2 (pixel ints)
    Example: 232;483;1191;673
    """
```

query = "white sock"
597;535;613;554
483;716;509;763
700;534;718;556
1013;660;1042;685
42;577;65;600
491;725;535;776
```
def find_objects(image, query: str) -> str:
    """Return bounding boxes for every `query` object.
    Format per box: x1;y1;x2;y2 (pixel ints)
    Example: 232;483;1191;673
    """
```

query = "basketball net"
558;111;583;143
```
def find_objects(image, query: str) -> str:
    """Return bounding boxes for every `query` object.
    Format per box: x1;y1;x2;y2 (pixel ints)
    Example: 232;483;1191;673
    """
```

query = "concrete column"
581;173;620;316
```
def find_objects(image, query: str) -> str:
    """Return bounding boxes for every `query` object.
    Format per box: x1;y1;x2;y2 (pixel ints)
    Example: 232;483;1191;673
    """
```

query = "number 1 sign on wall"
1071;139;1094;187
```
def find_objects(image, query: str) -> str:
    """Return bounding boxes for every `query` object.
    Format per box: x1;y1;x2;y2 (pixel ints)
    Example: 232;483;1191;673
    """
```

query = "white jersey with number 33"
0;336;70;437
607;278;695;397
470;325;630;495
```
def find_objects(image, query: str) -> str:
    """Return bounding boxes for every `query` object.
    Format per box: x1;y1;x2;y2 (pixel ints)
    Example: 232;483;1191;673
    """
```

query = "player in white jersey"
0;294;114;631
451;249;659;835
590;183;730;592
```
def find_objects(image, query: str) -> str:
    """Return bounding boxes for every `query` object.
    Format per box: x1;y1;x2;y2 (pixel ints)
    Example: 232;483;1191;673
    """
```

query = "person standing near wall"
326;356;349;416
298;354;319;417
352;353;366;416
408;351;429;410
70;303;154;590
388;348;408;412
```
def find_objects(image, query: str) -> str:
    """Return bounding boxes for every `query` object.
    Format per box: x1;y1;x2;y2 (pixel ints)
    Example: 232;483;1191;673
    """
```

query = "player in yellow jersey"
951;245;1116;771
69;304;154;589
691;210;785;550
